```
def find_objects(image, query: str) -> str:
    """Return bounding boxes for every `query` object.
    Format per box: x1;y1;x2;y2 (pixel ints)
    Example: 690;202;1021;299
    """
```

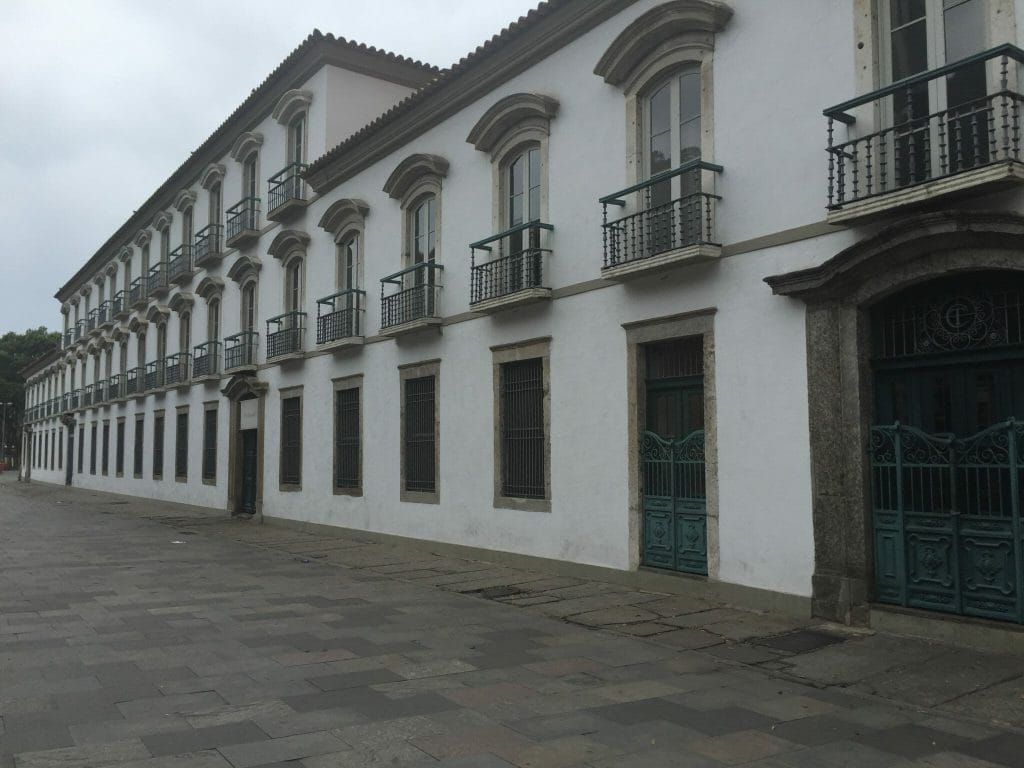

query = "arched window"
182;208;193;246
338;233;360;292
156;323;167;362
241;282;257;333
136;335;146;369
289;113;305;167
410;196;436;268
207;299;220;343
160;227;170;262
120;341;128;378
180;312;191;354
284;257;303;313
243;152;258;201
209;182;222;227
646;67;701;207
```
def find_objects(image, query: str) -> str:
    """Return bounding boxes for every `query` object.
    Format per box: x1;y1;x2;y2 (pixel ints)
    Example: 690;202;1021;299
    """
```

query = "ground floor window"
334;384;361;493
133;415;144;478
89;424;97;475
175;410;188;481
101;422;109;476
499;358;546;500
280;394;302;489
401;362;439;502
77;426;84;474
153;413;164;480
116;419;125;477
202;405;217;482
44;430;49;470
58;429;63;471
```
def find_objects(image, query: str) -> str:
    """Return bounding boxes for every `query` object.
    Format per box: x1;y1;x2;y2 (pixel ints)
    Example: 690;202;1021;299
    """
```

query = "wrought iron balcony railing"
126;367;143;396
129;277;146;308
147;262;169;297
63;329;75;348
192;340;221;378
82;385;94;409
70;389;81;409
266;311;306;359
75;319;88;339
380;262;444;330
226;197;260;244
95;379;107;405
601;159;722;270
145;360;165;391
111;291;127;318
267;163;308;217
224;331;258;370
85;313;97;334
168;245;194;283
194;224;223;264
106;374;124;402
61;393;71;412
825;45;1024;212
470;221;553;306
164;353;191;386
316;289;364;344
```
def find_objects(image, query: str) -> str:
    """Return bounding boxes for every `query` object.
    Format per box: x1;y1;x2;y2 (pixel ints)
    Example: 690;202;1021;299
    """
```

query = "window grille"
153;415;164;480
334;388;360;490
404;376;436;493
280;397;302;486
202;409;217;482
501;359;546;499
175;412;188;480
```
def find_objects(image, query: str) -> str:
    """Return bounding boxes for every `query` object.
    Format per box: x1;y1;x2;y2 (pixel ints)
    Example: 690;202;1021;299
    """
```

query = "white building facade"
22;0;1024;628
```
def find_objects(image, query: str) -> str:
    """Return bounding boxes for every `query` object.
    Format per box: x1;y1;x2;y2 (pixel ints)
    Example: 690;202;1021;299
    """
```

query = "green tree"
0;327;61;466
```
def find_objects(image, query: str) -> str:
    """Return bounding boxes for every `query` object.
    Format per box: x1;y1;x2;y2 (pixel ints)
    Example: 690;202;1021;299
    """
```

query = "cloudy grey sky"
0;0;541;335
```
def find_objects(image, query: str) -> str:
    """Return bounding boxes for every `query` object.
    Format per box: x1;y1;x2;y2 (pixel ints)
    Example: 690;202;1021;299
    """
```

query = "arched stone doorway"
766;211;1024;625
221;374;267;519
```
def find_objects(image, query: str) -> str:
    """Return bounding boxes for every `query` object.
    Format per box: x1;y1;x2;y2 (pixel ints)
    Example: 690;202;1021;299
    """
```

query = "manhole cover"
754;629;846;654
471;585;525;600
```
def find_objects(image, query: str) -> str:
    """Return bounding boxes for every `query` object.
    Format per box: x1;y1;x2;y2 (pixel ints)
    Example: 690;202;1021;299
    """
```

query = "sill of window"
175;476;187;484
280;484;302;493
202;478;216;486
116;473;123;479
333;487;363;497
153;475;163;481
826;160;1024;226
267;199;309;223
318;336;364;353
493;496;551;513
601;243;722;282
379;317;443;339
472;288;551;315
225;231;260;250
400;490;440;505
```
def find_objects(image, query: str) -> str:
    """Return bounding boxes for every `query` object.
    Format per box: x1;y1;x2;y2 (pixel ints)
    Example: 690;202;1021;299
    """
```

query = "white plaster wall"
323;66;420;150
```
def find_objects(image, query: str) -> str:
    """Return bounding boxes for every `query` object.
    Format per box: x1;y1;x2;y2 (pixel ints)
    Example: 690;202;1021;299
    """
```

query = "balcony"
601;159;722;281
225;197;260;249
164;353;191;388
379;262;443;337
129;277;146;309
315;289;365;349
126;367;143;397
470;222;553;313
192;341;221;380
94;379;107;406
85;314;97;334
147;262;169;298
92;303;111;332
61;393;71;412
145;360;166;391
106;374;124;402
63;329;74;348
81;385;93;409
75;319;88;340
112;291;129;320
825;45;1024;224
194;224;224;267
266;311;306;360
168;245;195;285
224;331;258;372
267;163;309;221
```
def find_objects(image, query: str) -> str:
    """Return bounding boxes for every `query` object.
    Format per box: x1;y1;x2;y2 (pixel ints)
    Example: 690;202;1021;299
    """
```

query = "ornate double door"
640;337;707;575
871;273;1024;623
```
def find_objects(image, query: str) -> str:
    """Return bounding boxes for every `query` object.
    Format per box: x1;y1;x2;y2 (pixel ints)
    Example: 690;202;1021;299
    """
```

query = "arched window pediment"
173;189;197;212
595;0;733;91
383;154;449;201
128;316;148;335
151;211;173;232
118;246;133;263
199;164;226;190
318;199;369;240
104;261;118;277
272;89;313;126
168;292;195;313
195;276;225;302
230;132;264;162
93;273;106;287
79;284;91;298
267;229;310;260
466;93;559;157
61;303;72;316
145;305;170;324
133;229;152;248
110;324;129;342
227;255;262;284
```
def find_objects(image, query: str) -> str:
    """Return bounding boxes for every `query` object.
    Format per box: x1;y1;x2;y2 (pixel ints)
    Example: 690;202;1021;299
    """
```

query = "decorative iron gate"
870;420;1024;623
641;429;707;575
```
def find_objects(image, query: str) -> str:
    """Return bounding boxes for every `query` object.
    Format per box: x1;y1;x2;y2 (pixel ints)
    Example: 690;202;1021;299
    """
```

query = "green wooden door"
641;338;707;575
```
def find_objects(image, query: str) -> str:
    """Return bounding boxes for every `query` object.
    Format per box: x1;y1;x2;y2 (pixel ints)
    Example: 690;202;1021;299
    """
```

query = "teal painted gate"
641;429;707;575
870;420;1024;623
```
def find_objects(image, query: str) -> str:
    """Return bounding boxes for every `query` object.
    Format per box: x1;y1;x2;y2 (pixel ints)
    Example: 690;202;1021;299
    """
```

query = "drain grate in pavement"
467;585;526;600
754;628;847;654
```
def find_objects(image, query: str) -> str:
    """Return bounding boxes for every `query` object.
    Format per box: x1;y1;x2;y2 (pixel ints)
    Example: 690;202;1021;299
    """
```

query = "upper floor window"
243;152;258;201
155;323;167;362
180;312;191;354
338;233;360;291
288;113;305;166
209;182;222;227
208;298;221;343
160;227;170;262
646;67;702;205
410;196;437;268
284;257;303;313
182;207;193;246
242;282;257;332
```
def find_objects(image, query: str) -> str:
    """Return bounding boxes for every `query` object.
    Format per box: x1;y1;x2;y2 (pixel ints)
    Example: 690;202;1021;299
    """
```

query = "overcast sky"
0;0;541;335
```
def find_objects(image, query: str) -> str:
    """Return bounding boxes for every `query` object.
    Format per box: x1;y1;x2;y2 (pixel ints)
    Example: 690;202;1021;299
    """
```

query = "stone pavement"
2;477;1024;767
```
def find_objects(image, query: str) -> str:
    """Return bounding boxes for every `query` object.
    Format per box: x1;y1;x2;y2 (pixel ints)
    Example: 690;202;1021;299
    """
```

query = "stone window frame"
332;374;363;497
101;419;110;477
77;424;85;475
398;359;441;505
202;401;218;486
115;416;125;478
279;385;303;492
383;155;448;279
175;405;189;483
152;409;165;481
623;309;719;577
491;337;552;513
318;199;369;293
133;413;144;479
90;422;98;475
